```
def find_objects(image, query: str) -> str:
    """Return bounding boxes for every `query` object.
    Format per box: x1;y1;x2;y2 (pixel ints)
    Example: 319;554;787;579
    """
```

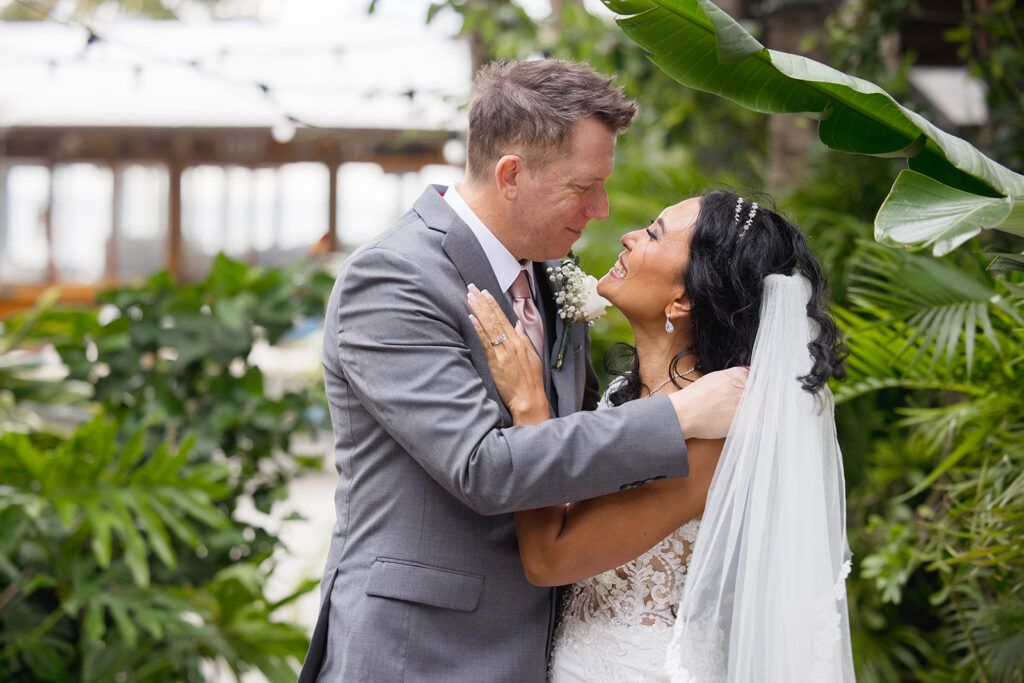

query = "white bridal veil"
666;273;856;682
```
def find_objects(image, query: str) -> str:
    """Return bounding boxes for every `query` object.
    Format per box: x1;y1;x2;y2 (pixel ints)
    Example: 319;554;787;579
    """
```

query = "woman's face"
597;197;701;326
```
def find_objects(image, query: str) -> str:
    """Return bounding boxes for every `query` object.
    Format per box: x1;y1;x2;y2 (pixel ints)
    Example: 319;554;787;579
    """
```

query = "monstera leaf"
601;0;1024;256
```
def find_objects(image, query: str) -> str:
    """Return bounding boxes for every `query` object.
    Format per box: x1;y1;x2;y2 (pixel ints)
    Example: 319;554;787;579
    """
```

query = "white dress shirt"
443;184;538;300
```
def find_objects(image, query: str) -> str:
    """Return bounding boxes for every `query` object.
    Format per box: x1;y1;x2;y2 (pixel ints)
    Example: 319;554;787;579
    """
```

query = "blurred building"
0;8;470;314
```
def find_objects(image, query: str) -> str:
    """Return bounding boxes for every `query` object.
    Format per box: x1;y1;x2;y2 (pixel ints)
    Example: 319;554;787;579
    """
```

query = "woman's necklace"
647;366;696;396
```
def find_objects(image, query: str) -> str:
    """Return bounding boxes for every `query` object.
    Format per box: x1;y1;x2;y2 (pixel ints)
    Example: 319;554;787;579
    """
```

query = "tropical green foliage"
876;169;1023;257
599;0;1024;256
32;254;333;512
0;256;333;681
0;289;93;434
837;242;1023;680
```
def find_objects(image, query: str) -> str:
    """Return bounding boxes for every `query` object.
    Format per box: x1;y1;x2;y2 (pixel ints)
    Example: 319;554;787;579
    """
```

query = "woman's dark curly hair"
608;189;846;404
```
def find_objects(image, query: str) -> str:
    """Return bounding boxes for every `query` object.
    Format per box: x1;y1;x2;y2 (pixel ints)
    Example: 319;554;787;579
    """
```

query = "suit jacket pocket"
365;557;484;612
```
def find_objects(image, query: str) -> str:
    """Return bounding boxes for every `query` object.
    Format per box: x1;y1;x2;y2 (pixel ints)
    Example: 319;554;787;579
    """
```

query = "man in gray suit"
299;60;746;682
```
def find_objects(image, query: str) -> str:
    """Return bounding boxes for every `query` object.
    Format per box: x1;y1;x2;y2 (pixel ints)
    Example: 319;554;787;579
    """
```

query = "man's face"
509;117;616;261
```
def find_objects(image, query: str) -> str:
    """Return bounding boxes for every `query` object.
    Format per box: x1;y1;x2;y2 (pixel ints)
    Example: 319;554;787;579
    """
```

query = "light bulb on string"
271;117;296;143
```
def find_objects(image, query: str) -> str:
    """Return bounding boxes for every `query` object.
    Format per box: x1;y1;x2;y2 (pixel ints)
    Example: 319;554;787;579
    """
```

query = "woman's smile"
609;252;628;279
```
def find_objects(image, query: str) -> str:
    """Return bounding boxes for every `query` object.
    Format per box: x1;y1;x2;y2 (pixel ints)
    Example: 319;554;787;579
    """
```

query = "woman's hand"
467;284;549;425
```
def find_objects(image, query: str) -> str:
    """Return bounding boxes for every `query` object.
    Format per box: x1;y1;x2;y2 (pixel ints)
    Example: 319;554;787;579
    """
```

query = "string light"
3;0;468;133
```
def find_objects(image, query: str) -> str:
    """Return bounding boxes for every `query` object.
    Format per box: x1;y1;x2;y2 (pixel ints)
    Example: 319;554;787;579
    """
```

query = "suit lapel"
538;258;580;417
421;185;582;417
443;224;517;323
420;186;516;325
530;262;556;401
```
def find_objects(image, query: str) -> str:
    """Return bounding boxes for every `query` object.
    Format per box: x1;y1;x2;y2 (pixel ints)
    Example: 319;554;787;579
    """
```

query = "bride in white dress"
468;188;854;681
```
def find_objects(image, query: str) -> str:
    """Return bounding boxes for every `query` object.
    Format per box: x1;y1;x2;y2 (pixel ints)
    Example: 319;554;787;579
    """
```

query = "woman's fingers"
467;287;549;422
467;285;517;344
479;289;513;337
468;313;491;351
514;321;531;344
467;287;500;342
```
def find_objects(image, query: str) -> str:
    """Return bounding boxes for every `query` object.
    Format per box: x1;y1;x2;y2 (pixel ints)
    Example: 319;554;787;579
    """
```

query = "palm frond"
844;242;1019;377
833;305;984;402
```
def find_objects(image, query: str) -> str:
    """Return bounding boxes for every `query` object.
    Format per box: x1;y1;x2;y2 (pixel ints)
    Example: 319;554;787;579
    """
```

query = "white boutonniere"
547;258;611;369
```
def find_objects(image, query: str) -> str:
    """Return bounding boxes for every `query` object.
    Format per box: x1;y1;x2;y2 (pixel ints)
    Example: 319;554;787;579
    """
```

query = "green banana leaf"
876;170;1024;254
601;0;1024;256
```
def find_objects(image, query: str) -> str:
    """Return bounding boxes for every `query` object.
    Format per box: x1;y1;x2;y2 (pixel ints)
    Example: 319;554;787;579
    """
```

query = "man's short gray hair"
466;59;637;181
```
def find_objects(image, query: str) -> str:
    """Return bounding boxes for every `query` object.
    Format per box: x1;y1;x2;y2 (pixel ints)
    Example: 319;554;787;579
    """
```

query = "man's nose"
583;187;609;220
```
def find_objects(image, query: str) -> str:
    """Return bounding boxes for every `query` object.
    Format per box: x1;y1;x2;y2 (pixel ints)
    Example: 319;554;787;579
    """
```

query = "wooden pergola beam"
0;125;456;314
3;126;451;169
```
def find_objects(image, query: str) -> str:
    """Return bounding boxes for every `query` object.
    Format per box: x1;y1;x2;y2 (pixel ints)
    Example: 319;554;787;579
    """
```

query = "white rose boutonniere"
579;274;610;321
548;258;611;369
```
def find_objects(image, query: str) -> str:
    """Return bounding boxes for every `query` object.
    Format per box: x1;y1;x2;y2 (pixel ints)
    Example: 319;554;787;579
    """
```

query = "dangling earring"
665;314;675;334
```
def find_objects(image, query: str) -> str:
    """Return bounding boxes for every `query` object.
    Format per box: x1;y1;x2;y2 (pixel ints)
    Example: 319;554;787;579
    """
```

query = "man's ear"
494;155;523;201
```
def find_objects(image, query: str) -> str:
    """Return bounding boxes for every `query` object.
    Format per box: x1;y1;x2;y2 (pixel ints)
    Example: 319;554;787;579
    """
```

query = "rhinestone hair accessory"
735;196;759;238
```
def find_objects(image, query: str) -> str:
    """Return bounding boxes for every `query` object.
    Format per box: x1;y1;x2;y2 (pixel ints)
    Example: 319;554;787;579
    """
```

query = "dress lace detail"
556;518;701;632
550;380;701;682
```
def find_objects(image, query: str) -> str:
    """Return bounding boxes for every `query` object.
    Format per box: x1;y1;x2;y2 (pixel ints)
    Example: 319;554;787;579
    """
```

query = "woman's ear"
494;155;522;201
666;292;691;322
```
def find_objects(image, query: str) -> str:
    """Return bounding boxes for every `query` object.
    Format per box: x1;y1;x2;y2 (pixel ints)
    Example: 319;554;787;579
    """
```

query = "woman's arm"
468;287;721;586
515;438;721;585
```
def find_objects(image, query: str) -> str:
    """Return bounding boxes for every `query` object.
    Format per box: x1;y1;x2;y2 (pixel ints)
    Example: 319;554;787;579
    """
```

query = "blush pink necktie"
509;268;544;355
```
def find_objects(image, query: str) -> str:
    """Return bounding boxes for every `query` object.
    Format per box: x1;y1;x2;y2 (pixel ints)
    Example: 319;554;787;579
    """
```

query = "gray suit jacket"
300;186;689;682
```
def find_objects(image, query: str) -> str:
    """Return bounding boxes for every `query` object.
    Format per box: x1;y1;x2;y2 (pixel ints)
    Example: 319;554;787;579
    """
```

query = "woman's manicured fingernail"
468;283;480;293
481;289;494;302
467;291;478;304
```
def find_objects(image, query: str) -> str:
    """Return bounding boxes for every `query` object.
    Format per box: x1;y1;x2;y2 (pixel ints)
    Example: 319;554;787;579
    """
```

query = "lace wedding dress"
549;274;855;682
549;518;700;682
549;385;701;683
